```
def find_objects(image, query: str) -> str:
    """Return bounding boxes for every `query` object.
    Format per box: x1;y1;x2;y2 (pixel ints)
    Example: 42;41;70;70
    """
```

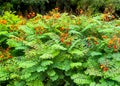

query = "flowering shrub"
0;11;120;86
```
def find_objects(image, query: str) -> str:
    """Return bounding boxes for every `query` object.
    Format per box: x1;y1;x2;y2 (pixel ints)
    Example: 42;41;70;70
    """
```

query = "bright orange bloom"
61;33;68;38
60;27;64;31
112;15;115;19
94;41;98;45
79;9;83;14
60;37;64;43
106;17;110;21
7;55;12;58
56;14;60;18
19;16;23;19
65;42;71;46
18;37;24;41
103;67;108;72
55;7;59;11
103;14;108;18
100;64;104;69
31;12;35;17
39;32;42;35
118;38;120;46
77;21;80;24
45;15;51;19
94;37;97;41
108;45;111;48
0;55;4;58
87;37;91;40
32;12;35;15
27;14;31;19
113;45;117;49
53;13;60;18
6;47;10;51
102;35;108;39
64;33;68;37
108;40;113;45
0;20;7;24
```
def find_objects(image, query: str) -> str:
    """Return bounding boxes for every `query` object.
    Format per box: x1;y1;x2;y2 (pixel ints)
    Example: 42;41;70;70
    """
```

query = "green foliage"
71;73;92;85
71;0;120;14
0;2;13;15
0;11;120;86
11;0;49;4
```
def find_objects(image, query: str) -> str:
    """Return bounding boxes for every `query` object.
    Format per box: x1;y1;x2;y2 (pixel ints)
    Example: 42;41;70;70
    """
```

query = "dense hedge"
0;10;120;86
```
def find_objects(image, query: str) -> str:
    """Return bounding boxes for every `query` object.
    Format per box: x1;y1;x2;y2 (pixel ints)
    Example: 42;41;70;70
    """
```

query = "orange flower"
108;40;113;45
108;45;111;48
103;14;108;18
19;37;24;41
60;27;64;31
61;33;68;38
7;55;12;58
77;21;80;24
64;33;68;37
106;17;110;21
1;20;7;24
53;13;60;19
6;47;10;51
94;37;97;41
56;14;60;18
35;17;40;20
102;35;108;39
45;15;51;19
112;15;115;19
100;64;104;69
60;37;64;43
65;42;71;46
79;9;83;14
112;35;117;41
32;12;35;15
113;45;117;49
29;12;32;15
27;14;31;19
94;41;98;45
118;38;120;43
100;64;109;72
34;27;39;30
0;20;2;23
87;37;91;40
0;55;4;58
40;32;42;35
103;14;110;21
55;7;59;11
103;67;108;72
19;16;23;19
31;12;35;17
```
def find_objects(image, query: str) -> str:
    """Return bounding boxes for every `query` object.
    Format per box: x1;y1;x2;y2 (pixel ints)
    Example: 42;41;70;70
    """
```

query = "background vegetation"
0;0;120;16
